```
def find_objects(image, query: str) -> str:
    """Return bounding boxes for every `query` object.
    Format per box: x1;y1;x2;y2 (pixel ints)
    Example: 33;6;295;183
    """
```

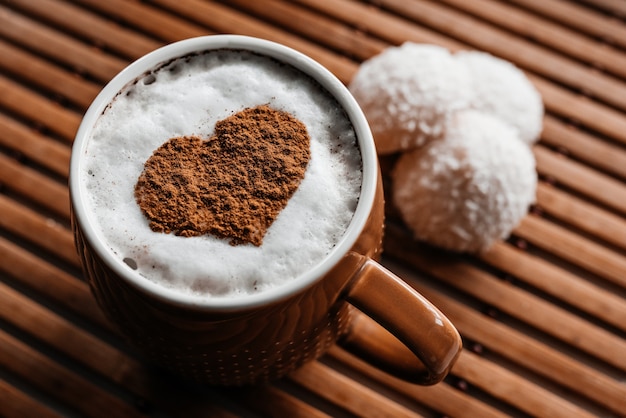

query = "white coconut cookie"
349;43;473;154
455;50;544;145
392;110;537;253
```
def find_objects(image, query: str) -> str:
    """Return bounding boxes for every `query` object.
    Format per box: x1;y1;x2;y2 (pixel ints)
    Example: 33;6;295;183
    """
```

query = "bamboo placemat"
1;1;625;417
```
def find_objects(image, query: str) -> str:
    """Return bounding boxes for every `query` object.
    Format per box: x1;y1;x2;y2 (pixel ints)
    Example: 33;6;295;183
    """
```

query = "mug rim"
70;35;377;312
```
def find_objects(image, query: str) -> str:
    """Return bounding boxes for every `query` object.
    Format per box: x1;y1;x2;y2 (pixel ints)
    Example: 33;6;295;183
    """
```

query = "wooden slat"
0;74;81;142
144;0;359;84
0;38;100;109
328;346;508;418
234;385;332;418
0;282;148;393
534;145;626;215
72;0;209;43
540;115;626;182
0;114;71;178
216;0;387;60
385;225;626;372
0;379;62;418
292;0;465;50
79;0;362;84
506;0;626;49
576;0;626;15
529;74;626;146
375;0;626;111
0;236;107;329
0;275;245;418
0;330;142;418
480;241;626;333
0;5;126;83
5;0;161;61
453;351;595;418
397;273;626;415
516;214;626;289
0;195;79;267
535;182;626;250
0;153;69;218
290;361;423;418
438;0;626;79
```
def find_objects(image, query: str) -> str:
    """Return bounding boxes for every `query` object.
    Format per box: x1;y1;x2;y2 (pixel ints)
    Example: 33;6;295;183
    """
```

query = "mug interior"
70;35;377;312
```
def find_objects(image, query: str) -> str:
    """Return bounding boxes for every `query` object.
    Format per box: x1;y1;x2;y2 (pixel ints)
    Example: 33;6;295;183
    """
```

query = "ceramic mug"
70;35;462;386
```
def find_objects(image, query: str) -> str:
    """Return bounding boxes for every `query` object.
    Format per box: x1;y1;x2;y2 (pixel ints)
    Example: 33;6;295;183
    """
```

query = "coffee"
81;49;362;298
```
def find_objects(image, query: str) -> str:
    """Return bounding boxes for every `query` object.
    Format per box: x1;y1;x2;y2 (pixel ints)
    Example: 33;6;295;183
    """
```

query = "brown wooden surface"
1;1;625;417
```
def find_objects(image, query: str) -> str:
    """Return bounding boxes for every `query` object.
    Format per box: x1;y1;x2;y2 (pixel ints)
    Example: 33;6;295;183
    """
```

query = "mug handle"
338;252;462;385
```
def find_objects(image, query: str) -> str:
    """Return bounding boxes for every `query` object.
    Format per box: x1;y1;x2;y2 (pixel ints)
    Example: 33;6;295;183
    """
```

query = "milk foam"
82;50;362;298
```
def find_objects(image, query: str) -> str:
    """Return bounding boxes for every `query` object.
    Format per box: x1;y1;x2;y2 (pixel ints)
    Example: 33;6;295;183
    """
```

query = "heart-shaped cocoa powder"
134;105;311;246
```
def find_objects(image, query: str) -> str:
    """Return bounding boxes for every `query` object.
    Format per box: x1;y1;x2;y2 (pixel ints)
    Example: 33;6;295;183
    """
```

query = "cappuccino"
81;49;362;298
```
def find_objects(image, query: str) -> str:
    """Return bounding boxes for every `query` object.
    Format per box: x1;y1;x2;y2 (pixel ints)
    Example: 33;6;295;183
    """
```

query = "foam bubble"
82;50;362;298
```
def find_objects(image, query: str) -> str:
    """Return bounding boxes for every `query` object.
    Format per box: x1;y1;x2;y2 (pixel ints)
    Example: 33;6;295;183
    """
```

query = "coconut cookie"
392;111;537;253
455;50;544;145
349;43;473;154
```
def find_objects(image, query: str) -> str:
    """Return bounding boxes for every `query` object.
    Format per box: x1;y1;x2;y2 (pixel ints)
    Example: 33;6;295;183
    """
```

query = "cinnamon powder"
134;105;311;246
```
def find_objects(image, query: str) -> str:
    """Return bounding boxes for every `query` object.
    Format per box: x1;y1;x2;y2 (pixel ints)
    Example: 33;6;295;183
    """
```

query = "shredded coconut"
392;110;537;253
455;50;544;145
349;43;473;154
